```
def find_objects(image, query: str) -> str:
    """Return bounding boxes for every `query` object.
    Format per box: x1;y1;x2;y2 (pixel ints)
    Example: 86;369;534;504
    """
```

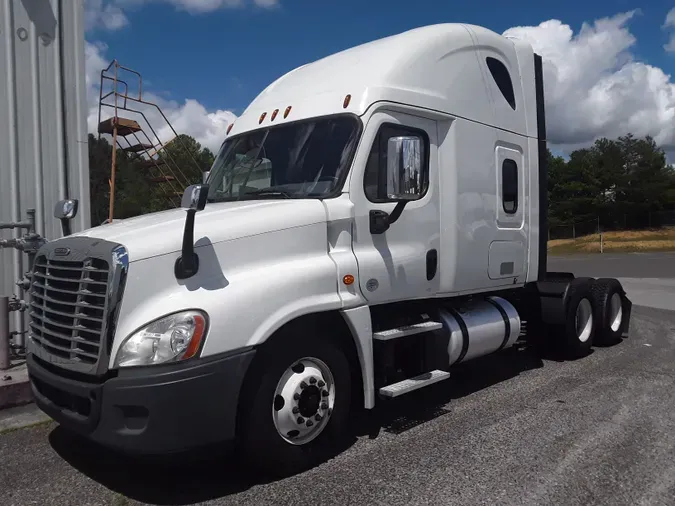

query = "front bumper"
27;349;255;455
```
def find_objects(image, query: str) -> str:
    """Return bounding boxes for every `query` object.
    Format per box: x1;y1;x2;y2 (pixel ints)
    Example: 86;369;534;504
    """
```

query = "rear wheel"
560;279;596;358
238;331;352;477
591;278;626;344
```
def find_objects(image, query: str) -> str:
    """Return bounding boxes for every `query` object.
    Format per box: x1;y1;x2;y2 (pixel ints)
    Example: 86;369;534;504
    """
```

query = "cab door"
350;110;440;304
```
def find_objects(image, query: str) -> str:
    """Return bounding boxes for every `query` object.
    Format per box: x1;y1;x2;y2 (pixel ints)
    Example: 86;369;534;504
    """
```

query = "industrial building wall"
0;0;90;332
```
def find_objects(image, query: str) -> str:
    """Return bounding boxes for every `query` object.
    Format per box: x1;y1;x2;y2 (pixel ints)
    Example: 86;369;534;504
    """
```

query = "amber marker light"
284;106;292;118
182;313;207;360
271;109;279;121
259;112;267;124
226;123;234;134
343;274;355;285
343;94;351;109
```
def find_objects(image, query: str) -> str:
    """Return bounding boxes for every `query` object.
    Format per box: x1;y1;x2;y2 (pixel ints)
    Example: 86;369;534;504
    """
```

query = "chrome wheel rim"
575;298;593;343
609;292;623;332
272;357;335;445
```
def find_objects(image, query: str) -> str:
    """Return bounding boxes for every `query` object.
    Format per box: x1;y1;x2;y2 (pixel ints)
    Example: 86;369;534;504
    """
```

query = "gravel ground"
1;305;675;506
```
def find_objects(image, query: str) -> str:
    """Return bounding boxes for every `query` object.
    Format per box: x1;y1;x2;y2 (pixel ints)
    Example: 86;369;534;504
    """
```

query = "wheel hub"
272;357;335;445
298;385;321;418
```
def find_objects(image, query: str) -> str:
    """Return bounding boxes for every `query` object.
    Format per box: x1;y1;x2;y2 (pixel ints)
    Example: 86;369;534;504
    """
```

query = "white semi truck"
26;23;631;475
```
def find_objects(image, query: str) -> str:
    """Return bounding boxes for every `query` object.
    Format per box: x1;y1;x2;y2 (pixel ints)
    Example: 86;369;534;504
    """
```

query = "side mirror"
385;136;424;200
175;184;209;279
181;184;209;211
53;199;79;237
370;136;424;234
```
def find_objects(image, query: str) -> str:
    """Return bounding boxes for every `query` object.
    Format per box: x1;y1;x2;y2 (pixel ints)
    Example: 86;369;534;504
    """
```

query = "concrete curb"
0;403;52;433
0;363;32;411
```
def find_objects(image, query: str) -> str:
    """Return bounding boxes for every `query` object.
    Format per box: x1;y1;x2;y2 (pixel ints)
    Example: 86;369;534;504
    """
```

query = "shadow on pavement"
353;344;546;439
48;427;278;504
48;338;619;505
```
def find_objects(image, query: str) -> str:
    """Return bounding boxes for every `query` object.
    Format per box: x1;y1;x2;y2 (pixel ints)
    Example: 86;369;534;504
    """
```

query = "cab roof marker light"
271;109;279;121
284;106;292;118
343;94;351;109
259;112;267;124
226;123;234;134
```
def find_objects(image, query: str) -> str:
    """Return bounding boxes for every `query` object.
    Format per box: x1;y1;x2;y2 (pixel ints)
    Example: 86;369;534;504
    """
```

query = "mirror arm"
369;199;412;235
60;220;72;237
387;200;408;225
174;184;209;280
174;208;199;279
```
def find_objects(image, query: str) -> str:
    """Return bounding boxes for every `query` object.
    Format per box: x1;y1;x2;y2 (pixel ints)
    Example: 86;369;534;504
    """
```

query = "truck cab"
25;23;631;476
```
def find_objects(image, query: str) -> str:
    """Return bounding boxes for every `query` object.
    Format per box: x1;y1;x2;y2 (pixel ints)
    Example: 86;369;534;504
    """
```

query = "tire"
560;278;596;358
590;278;626;345
237;330;352;477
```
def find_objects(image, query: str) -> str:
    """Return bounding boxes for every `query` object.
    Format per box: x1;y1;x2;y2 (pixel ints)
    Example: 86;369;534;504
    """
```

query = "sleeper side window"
364;124;429;203
502;158;518;214
486;57;516;110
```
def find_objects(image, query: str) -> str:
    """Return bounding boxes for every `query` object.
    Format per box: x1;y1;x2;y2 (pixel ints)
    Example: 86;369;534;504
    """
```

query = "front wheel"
237;332;352;476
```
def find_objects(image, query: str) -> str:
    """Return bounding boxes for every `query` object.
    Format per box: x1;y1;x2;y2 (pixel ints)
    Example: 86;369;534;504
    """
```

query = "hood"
71;200;328;262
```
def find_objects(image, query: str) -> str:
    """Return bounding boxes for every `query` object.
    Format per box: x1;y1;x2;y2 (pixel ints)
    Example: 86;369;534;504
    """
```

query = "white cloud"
85;41;236;153
664;7;675;28
85;0;129;32
134;0;280;13
504;11;675;154
85;8;675;160
663;8;675;53
85;0;278;32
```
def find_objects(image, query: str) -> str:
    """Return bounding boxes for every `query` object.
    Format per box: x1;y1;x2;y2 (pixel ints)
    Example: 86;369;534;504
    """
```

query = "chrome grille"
29;255;110;364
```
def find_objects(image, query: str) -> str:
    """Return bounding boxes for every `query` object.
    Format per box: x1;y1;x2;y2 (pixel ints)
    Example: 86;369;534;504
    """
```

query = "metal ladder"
97;60;204;222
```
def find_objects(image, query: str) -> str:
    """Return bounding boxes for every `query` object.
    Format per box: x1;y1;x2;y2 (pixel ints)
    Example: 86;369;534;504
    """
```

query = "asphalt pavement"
2;253;675;506
550;252;675;311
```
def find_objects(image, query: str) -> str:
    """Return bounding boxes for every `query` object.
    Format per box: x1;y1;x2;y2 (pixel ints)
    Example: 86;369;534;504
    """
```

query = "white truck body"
26;23;631;474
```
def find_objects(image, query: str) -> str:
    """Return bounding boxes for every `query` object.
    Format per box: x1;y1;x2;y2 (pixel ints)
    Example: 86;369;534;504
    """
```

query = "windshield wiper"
241;187;295;199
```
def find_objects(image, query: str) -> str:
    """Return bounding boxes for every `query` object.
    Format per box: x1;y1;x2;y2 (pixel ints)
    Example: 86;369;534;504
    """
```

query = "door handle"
426;249;438;280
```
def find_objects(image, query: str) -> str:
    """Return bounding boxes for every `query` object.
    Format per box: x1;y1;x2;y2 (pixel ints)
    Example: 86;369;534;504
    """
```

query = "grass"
548;227;675;255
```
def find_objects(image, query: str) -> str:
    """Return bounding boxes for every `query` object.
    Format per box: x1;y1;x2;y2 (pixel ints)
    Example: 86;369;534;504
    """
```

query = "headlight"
114;310;208;368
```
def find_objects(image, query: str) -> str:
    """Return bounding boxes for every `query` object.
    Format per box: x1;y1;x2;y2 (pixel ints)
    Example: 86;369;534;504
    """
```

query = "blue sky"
85;0;675;154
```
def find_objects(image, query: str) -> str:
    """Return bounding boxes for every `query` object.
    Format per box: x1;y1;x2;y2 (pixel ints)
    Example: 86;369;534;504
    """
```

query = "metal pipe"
30;21;45;238
0;297;9;370
0;222;33;230
25;209;37;272
53;0;67;201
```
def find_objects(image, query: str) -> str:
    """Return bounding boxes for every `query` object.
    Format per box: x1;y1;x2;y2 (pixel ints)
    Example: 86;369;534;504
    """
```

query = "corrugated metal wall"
0;0;90;339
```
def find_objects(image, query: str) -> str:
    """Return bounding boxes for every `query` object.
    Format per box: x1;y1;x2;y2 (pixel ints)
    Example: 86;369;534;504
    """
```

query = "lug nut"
292;406;300;414
300;381;308;389
315;414;322;421
321;402;329;410
306;420;314;427
297;417;305;424
294;393;300;400
309;377;317;384
317;380;325;388
321;390;329;397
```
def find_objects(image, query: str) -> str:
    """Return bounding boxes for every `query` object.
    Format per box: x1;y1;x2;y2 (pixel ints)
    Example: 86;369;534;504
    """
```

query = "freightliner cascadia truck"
25;23;632;475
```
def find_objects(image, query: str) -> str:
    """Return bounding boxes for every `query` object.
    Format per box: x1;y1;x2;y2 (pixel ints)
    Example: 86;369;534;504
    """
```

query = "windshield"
206;115;360;202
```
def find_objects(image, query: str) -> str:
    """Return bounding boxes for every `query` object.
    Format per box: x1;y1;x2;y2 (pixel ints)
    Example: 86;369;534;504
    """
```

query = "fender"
109;223;345;366
341;306;375;409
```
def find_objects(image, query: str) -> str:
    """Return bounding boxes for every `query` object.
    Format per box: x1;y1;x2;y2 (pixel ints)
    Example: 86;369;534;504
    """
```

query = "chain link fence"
549;210;675;241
